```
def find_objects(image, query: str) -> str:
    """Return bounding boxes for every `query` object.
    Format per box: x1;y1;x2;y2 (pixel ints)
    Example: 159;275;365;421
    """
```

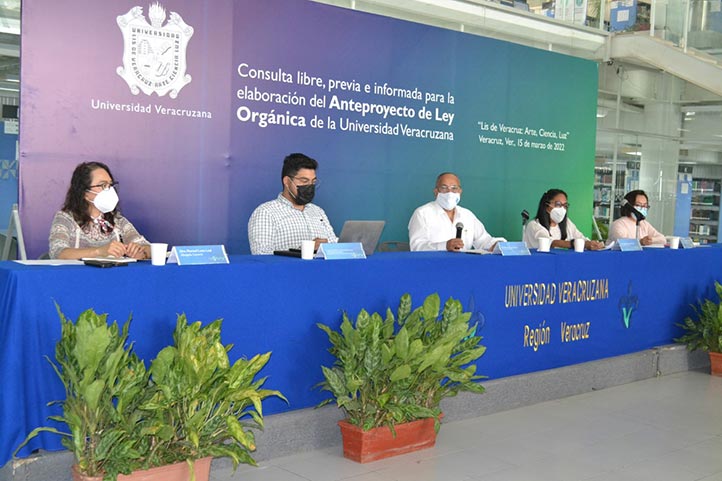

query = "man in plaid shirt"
248;153;338;254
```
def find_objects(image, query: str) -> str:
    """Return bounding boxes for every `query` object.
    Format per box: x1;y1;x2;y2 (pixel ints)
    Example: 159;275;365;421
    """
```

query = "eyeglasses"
88;181;118;191
437;184;461;193
290;176;319;187
548;201;569;208
634;204;650;209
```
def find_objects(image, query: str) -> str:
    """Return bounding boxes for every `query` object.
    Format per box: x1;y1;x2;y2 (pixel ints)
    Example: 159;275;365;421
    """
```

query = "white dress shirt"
408;201;505;252
608;216;666;245
523;218;587;249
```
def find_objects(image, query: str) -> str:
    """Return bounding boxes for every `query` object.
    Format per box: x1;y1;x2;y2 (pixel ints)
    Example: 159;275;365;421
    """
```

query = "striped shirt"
248;194;338;254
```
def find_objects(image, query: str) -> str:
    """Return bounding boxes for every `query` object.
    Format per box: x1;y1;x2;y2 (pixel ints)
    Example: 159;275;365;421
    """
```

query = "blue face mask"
635;207;648;218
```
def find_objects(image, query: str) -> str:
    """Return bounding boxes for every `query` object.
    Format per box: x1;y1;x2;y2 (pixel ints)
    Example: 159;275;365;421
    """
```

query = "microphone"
455;222;464;239
521;210;529;226
621;198;645;223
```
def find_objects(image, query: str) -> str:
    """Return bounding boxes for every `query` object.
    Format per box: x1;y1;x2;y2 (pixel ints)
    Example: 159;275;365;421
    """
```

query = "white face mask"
550;206;566;224
89;187;119;214
436;192;460;211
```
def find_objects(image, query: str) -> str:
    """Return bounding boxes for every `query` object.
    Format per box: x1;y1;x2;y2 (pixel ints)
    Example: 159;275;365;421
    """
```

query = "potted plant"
317;293;486;463
675;281;722;376
138;315;287;475
14;306;150;480
15;308;285;481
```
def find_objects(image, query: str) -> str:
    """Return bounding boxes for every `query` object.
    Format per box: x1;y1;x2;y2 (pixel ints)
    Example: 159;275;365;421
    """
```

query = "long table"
2;247;720;465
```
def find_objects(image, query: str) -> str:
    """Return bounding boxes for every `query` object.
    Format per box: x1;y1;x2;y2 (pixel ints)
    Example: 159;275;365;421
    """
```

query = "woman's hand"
585;240;604;251
124;242;147;260
101;240;126;258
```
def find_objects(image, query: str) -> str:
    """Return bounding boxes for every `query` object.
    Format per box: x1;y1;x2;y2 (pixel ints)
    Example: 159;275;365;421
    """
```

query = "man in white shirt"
408;172;505;252
248;153;338;254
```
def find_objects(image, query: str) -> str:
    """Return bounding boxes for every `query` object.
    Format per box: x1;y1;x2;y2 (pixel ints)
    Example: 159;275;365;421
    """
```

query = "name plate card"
680;237;695;249
315;242;366;260
613;239;642;252
493;242;531;256
167;245;229;265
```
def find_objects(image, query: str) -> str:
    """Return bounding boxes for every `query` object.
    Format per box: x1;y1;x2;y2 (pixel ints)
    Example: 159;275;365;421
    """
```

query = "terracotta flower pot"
709;351;722;377
338;417;440;463
72;457;211;481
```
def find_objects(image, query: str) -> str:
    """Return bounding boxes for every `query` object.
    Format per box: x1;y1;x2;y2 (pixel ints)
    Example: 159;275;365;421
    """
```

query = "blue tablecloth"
2;247;720;465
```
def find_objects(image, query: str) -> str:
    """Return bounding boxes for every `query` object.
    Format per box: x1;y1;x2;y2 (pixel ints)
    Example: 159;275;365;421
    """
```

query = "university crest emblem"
116;2;193;98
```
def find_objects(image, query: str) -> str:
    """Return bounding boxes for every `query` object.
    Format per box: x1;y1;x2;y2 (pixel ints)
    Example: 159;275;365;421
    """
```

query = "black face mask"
292;183;315;205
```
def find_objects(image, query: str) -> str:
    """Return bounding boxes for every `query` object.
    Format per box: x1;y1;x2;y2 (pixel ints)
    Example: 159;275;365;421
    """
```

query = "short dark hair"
621;190;648;217
535;188;569;240
435;172;460;186
62;161;117;228
282;153;318;180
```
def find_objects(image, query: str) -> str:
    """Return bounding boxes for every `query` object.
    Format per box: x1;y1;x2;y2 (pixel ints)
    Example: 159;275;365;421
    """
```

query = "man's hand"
446;238;464;251
314;238;328;251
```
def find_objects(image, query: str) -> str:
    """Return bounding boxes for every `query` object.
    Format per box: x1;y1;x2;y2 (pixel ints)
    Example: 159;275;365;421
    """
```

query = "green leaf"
226;416;256;450
356;309;370;330
421;293;441;321
160;424;178;441
340;314;354;342
390;364;411;382
383;308;395;338
408;339;424;360
381;344;394;365
73;315;111;373
451;346;487;366
321;366;347;397
397;294;412;323
150;346;177;383
13;427;71;457
81;379;104;412
418;344;448;373
395;327;409;360
363;345;381;377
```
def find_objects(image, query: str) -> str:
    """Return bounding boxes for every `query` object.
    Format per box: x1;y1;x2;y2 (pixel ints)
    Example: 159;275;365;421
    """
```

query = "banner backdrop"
20;0;597;257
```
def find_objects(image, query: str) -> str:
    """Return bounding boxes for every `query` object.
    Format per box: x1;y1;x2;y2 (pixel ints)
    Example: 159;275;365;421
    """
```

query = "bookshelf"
593;166;626;236
689;178;720;244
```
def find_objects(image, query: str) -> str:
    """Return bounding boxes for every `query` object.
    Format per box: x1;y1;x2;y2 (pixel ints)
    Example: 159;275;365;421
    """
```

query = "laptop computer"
338;220;385;255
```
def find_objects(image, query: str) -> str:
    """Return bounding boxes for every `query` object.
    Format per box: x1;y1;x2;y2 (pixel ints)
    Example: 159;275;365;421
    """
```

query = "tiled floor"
213;370;722;481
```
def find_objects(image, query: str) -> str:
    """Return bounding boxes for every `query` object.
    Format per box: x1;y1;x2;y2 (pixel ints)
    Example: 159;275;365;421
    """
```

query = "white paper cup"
573;238;585;252
150;243;168;266
537;237;552;252
301;240;315;260
669;236;680;250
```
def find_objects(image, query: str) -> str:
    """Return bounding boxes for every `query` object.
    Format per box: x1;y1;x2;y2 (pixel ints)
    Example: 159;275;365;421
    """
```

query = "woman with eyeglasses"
523;188;604;251
607;190;666;246
48;161;151;259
